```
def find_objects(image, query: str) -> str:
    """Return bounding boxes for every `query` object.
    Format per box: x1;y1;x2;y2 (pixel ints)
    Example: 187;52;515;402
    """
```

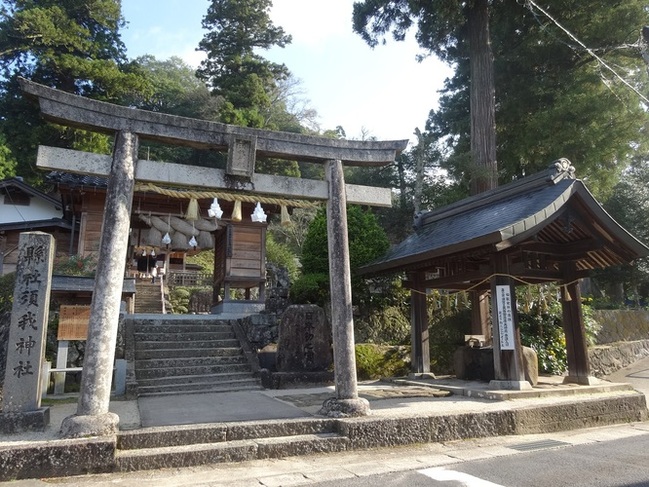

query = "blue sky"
120;0;452;145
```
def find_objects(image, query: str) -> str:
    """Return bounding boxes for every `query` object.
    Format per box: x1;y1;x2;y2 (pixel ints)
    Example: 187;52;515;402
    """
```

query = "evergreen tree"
430;1;649;198
0;0;150;183
197;0;292;129
353;0;497;194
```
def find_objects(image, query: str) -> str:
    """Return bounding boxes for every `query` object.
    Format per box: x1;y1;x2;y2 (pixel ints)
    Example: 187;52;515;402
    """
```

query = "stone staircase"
115;419;347;472
132;317;262;396
134;281;164;314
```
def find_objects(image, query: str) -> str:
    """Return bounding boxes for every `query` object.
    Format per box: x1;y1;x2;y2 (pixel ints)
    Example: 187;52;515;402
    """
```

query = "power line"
524;0;649;106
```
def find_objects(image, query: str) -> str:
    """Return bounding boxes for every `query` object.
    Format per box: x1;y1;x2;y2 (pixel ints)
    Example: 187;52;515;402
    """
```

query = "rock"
276;305;332;372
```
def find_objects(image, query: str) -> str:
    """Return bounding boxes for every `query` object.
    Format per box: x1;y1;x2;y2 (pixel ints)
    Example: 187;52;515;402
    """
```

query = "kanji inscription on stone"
2;232;54;413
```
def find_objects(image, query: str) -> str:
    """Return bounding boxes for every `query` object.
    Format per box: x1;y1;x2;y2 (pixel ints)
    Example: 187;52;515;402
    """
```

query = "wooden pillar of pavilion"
489;253;531;390
561;261;596;385
409;271;431;375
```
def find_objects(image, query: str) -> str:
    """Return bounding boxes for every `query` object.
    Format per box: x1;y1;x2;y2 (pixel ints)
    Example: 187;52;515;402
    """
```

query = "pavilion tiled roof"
360;160;649;278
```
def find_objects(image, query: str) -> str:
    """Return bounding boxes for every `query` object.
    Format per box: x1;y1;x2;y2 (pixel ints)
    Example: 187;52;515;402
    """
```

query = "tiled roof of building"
360;160;649;277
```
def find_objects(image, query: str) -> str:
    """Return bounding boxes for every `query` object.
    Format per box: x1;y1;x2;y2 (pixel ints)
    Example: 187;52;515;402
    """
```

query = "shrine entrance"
19;78;407;437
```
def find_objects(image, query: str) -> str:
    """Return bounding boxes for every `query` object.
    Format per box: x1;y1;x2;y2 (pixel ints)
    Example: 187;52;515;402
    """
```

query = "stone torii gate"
19;78;407;437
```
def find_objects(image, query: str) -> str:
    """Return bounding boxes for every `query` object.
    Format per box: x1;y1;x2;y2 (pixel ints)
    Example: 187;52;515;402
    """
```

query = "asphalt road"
310;434;649;486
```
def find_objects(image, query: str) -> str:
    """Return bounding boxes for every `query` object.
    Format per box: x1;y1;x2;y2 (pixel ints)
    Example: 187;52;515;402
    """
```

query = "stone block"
117;423;228;450
226;418;335;441
276;305;332;372
339;416;432;449
513;393;648;435
0;437;115;481
0;407;50;434
432;411;515;442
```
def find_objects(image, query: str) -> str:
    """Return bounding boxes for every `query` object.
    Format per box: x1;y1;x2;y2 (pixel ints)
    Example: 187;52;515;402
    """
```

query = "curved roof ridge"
415;159;576;229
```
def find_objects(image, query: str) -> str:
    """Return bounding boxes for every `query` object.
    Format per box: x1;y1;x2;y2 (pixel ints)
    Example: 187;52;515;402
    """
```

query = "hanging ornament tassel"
280;205;291;226
185;198;199;221
231;200;242;221
563;285;572;302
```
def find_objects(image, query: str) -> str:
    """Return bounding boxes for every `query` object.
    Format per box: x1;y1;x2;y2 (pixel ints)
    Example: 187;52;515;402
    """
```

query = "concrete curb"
0;391;646;481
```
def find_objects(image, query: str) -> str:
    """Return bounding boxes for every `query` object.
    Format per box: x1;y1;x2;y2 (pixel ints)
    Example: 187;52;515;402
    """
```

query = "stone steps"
134;282;163;314
137;379;263;396
132;318;260;395
135;339;240;350
136;371;256;387
135;346;242;360
115;419;345;471
135;331;236;341
136;324;235;334
135;355;248;369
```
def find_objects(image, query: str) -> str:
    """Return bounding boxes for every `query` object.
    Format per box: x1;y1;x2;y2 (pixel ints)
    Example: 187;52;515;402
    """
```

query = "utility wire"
524;0;649;106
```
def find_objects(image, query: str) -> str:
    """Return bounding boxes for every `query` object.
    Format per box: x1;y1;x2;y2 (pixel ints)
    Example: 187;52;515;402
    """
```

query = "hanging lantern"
231;200;242;221
207;198;223;219
251;202;267;223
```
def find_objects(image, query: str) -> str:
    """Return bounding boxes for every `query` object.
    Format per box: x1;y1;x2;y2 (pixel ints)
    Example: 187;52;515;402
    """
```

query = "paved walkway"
0;373;643;446
606;354;649;397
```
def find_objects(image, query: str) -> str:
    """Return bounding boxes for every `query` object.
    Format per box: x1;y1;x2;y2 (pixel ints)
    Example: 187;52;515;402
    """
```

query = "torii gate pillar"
319;160;370;417
60;131;139;438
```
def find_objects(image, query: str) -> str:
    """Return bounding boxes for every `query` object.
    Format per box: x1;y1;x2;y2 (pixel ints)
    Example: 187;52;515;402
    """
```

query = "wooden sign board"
58;305;90;340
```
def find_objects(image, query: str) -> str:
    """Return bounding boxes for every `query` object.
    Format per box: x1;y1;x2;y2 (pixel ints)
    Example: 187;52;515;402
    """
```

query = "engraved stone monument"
0;232;54;433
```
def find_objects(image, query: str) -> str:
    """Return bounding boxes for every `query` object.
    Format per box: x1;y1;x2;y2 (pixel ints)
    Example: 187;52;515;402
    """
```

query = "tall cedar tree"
430;1;649;198
353;0;497;195
0;0;150;183
197;0;292;129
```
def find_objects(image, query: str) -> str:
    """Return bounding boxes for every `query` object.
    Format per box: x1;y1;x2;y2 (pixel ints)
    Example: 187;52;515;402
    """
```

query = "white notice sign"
495;285;516;350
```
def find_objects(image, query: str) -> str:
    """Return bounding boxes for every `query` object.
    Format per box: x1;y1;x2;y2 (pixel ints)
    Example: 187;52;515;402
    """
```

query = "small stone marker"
0;232;54;433
276;305;332;372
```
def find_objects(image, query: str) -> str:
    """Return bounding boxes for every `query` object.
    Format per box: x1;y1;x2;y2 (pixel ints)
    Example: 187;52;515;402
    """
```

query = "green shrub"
169;287;191;314
290;272;329;307
354;305;410;345
355;343;410;380
52;254;96;276
0;272;16;315
517;284;600;375
266;233;299;282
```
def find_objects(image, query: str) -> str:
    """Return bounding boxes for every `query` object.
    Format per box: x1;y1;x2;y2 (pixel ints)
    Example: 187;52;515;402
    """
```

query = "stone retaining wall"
592;310;649;344
589;339;649;377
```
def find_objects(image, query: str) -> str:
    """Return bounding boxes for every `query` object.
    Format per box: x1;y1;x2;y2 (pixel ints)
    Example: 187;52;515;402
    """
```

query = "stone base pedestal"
212;301;265;315
60;412;119;439
408;372;437;380
563;375;602;386
489;380;533;391
0;407;50;434
319;397;371;418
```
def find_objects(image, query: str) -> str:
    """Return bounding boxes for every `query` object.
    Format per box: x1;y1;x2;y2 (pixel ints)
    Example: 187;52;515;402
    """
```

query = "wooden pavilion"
360;160;649;387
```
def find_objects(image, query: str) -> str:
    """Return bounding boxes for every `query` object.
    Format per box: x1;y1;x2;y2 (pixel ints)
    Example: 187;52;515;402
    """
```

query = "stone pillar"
409;271;431;375
0;232;54;433
561;262;596;385
61;131;139;438
319;159;370;418
489;254;531;390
